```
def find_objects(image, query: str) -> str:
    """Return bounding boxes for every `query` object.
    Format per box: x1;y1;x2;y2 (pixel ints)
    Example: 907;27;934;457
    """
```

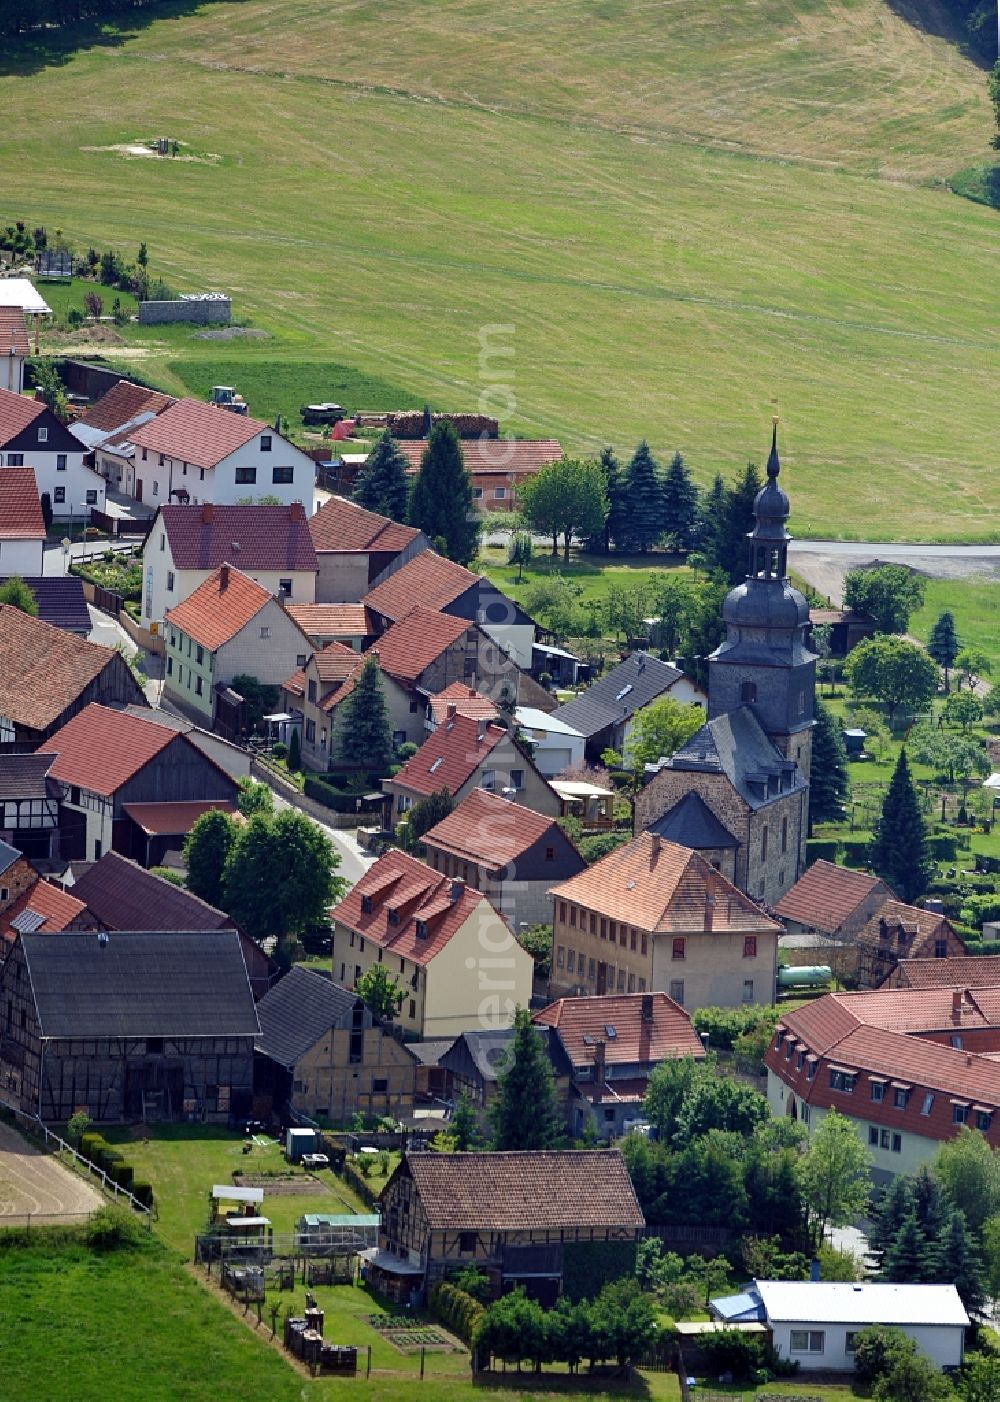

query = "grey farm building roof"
255;965;360;1069
21;930;259;1039
551;651;681;740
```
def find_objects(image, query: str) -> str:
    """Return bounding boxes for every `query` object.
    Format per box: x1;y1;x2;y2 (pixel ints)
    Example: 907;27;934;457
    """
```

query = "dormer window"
361;895;373;915
415;920;428;940
388;909;399;926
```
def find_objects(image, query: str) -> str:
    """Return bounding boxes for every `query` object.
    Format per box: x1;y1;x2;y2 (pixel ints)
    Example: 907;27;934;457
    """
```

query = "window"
459;1232;476;1254
260;435;272;451
785;1039;794;1060
308;680;317;703
672;937;685;961
472;487;484;499
921;1092;935;1116
669;979;684;1004
628;973;635;992
545;846;554;862
880;1128;891;1149
740;680;757;704
6;453;22;466
260;625;270;639
743;935;757;959
617;968;626;991
147;1037;163;1055
801;1103;810;1124
38;427;48;443
235;467;257;485
893;1087;910;1110
806;1060;816;1081
305;719;316;742
892;1133;902;1153
152;480;159;496
166;656;173;676
868;1126;879;1147
196;645;204;665
846;1333;858;1354
950;1034;963;1050
493;486;506;499
141;448;147;461
589;959;596;981
640;933;648;957
566;950;575;973
56;453;66;471
409;999;416;1020
54;486;65;504
781;816;788;854
829;1069;856;1093
371;1077;388;1094
158;454;165;467
953;1102;969;1125
361;895;373;915
796;1049;805;1071
935;939;948;958
85;489;98;505
742;979;754;1004
559;901;566;922
272;467;294;484
761;826;768;861
509;769;524;790
570;906;577;927
977;1109;993;1132
589;913;596;935
789;1331;824;1355
195;676;203;696
870;1081;885;1103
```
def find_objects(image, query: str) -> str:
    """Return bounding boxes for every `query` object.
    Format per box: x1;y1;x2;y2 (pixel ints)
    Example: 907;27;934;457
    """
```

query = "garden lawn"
479;547;686;611
4;0;1000;538
103;1124;369;1255
911;576;1000;678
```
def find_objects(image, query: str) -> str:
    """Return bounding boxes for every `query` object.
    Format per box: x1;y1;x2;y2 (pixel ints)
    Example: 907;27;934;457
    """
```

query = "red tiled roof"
534;991;704;1068
427;682;499;726
70;851;234;933
0;466;45;539
858;899;957;958
367;607;470;684
0;606;122;731
395;438;562;477
45;703;177;796
331;847;493;967
157;503;318;573
896;956;1000;990
550;832;781;936
0;387;44;444
285;604;371;640
389;713;507;799
165;563;275;651
129;397;269;470
281;641;367;710
0;310;30;360
423;787;561;871
363;551;478;623
398;1149;644;1231
774;859;888;935
123;800;237;835
82;379;174;433
308;495;421;554
1;878;87;946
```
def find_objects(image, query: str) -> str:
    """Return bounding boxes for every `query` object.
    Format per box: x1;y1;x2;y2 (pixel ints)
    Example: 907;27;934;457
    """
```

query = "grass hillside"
3;0;999;538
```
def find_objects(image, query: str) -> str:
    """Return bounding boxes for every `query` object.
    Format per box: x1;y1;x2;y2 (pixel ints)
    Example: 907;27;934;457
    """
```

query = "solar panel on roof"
12;909;45;934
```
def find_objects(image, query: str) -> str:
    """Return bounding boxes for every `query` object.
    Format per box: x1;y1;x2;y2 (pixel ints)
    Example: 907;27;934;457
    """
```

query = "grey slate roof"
0;578;91;634
255;965;362;1069
21;930;259;1039
551;651;682;740
649;791;739;849
0;752;57;802
648;706;805;812
407;1037;457;1067
0;838;23;875
440;1026;573;1084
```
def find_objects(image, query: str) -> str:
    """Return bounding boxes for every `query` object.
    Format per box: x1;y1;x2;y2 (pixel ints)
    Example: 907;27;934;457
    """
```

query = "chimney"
450;880;465;903
594;1039;606;1086
289;501;305;521
201;502;214;524
477;724;487;745
704;894;715;933
446;703;457;720
468;688;476;698
641;992;653;1024
220;563;230;590
651;834;662;859
952;989;962;1024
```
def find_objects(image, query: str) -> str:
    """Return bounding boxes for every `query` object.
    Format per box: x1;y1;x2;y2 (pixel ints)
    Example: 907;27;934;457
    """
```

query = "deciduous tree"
623;695;704;770
955;646;991;692
518;456;608;563
944;690;984;729
407;420;479;565
0;576;38;615
356;963;404;1021
798;1108;872;1243
183;808;237;907
222;809;345;944
843;564;925;634
934;1126;1000;1231
843;634;938;725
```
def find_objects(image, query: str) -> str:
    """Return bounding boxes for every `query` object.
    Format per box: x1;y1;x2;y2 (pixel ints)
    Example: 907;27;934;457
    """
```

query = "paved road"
789;540;1000;606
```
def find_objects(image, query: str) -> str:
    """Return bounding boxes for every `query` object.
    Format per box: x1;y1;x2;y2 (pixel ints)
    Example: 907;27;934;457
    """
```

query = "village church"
636;425;815;905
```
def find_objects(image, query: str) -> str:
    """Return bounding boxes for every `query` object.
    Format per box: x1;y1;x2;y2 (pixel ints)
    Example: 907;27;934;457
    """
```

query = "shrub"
661;1280;701;1319
805;838;839;863
85;1204;146;1251
131;1180;154;1209
79;1131;103;1161
927;834;958;861
852;1324;916;1385
271;741;287;762
692;1004;779;1051
108;1160;134;1192
699;1328;764;1380
840;839;872;867
66;1109;92;1146
429;1280;486;1344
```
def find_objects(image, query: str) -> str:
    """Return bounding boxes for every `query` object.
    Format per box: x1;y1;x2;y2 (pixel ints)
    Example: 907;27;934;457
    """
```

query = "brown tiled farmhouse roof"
165;563;278;652
129;397;268;470
395;438;562;477
45;703;176;796
0;466;45;539
0;606;121;731
423;787;560;871
858;899;957;956
158;503;317;573
0;387;44;444
82;379;175;433
534;991;705;1068
71;851;234;933
367;607;469;684
308;495;421;555
123;800;237;836
397;1150;644;1231
389;713;507;799
426;682;498;726
895;955;1000;990
0;310;30;360
774;859;886;934
550;831;780;936
363;551;478;622
282;641;369;713
285;604;371;640
331;848;493;968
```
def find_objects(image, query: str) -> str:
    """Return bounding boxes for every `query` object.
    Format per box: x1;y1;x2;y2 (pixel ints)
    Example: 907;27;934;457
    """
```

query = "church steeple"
746;417;790;583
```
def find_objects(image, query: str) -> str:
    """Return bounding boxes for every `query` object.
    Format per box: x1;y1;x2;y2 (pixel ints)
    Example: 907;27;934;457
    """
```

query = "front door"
135;478;143;502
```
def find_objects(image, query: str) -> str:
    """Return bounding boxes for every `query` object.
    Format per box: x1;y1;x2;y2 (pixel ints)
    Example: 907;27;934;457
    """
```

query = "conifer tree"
869;1172;912;1264
594;445;627;553
716;461;762;585
450;1092;481;1150
869;748;933;902
407;420;479;565
938;1207;987;1315
489;1008;561;1149
808;699;849;829
337;655;393;772
620;440;666;553
661;451;699;552
353;429;410;521
692;471;725;562
926;611;960;693
880;1211;927;1283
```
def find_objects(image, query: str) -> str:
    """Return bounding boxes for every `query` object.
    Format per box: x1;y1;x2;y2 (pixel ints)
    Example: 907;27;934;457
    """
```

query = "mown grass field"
2;0;999;538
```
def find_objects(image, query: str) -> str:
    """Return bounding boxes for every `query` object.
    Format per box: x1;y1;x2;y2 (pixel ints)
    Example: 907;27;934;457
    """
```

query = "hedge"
839;840;872;867
304;775;371;814
926;834;959;860
805;839;838;864
77;1133;148;1204
131;1180;154;1209
692;1004;778;1051
429;1281;486;1344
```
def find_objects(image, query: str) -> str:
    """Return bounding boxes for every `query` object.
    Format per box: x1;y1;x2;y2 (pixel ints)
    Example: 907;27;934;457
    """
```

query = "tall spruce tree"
661;451;699;552
880;1211;928;1283
337;655;393;772
869;1173;913;1264
869;748;933;902
621;440;666;553
938;1207;987;1315
407;420;479;565
692;471;725;562
596;445;627;553
716;461;762;584
926;611;960;693
353;428;409;521
489;1007;561;1149
809;699;849;829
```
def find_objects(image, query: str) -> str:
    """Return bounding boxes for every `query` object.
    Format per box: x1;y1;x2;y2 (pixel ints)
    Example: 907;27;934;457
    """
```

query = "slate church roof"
648;791;739;849
649;706;805;810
